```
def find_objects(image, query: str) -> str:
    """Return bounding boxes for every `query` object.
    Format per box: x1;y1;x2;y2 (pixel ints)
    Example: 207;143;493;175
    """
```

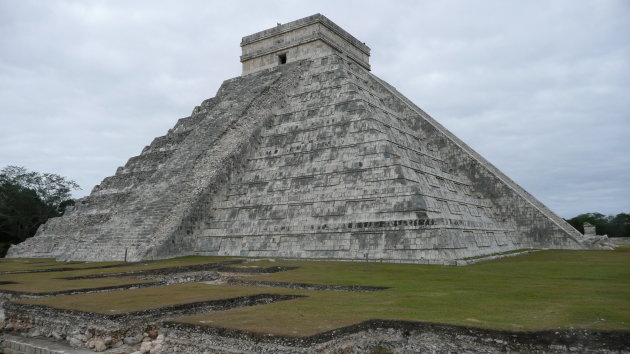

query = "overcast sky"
1;0;628;218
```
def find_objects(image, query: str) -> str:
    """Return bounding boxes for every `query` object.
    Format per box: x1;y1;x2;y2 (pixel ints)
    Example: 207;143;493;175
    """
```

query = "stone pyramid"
8;14;604;263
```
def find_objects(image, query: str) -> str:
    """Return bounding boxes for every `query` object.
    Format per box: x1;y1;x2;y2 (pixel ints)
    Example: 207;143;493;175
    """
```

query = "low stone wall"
217;265;299;273
226;278;388;292
3;301;628;353
1;334;93;354
2;294;302;352
162;319;630;354
1;320;164;353
0;281;164;298
610;237;630;245
58;260;241;280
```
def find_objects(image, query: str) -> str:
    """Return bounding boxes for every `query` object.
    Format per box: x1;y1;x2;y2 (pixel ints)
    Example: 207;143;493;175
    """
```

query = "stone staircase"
63;198;179;261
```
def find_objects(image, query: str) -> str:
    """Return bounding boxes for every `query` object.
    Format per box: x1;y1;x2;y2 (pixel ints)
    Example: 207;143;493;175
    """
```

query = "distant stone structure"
7;14;610;263
583;222;596;236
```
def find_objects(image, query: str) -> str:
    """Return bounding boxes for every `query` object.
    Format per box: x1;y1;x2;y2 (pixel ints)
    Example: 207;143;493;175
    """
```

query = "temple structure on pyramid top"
7;14;610;263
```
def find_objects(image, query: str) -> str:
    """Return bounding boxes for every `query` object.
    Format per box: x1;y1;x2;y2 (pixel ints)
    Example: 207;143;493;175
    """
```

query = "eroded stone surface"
161;320;630;354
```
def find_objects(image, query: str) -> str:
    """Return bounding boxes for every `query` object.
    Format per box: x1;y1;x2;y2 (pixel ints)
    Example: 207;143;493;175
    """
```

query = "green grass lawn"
18;283;288;314
12;247;630;336
0;272;155;293
0;256;236;293
0;258;123;272
180;247;630;335
44;255;237;277
0;255;236;275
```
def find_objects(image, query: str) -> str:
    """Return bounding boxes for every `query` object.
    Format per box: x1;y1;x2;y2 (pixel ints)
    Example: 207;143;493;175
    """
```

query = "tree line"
565;212;630;238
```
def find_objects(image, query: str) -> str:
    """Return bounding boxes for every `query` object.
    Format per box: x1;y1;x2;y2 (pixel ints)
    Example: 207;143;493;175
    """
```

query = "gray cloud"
1;0;628;217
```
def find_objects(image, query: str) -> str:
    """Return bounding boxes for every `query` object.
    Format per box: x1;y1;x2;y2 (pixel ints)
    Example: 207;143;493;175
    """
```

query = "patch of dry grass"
18;283;291;314
11;247;630;336
176;247;630;335
0;273;154;293
0;258;122;272
0;255;236;293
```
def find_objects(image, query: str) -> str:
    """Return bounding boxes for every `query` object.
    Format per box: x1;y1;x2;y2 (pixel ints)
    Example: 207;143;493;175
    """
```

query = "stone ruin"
583;222;597;236
7;14;610;263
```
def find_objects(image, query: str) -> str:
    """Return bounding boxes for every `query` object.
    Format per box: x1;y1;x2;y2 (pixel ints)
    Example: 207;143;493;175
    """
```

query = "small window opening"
278;53;287;64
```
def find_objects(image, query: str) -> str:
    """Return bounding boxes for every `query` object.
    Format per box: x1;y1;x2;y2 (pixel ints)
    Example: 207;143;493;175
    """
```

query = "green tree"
0;166;81;256
0;166;80;213
608;213;630;238
565;212;609;235
566;212;630;238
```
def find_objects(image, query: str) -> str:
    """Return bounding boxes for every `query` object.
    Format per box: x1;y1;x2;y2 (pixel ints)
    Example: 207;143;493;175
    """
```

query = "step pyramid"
7;14;607;263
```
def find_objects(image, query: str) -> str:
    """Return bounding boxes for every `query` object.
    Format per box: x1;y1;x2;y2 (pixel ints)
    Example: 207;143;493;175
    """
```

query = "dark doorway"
278;53;287;64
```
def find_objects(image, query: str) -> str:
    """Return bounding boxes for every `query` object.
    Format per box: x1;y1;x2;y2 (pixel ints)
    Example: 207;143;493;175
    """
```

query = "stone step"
1;334;93;354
